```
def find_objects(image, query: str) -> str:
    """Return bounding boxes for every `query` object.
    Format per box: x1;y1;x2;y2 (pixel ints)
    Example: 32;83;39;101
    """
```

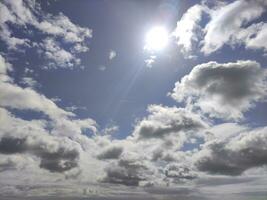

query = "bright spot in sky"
145;26;169;51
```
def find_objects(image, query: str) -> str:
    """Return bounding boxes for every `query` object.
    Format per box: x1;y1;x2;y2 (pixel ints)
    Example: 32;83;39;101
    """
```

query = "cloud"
102;153;151;186
40;38;81;69
20;77;37;88
0;155;30;172
133;105;208;141
172;4;204;57
173;0;267;56
144;55;156;68
97;146;123;160
201;0;267;54
98;65;107;71
164;164;197;181
0;0;92;69
170;60;267;120
0;55;97;137
194;126;267;176
0;54;99;175
109;50;117;60
0;107;81;173
0;136;79;173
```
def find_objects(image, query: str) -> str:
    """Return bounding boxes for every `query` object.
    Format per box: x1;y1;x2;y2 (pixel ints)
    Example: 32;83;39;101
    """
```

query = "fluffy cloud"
0;107;83;173
164;164;197;181
172;4;204;57
202;0;267;54
102;153;152;186
97;145;123;160
109;50;117;60
20;77;38;88
170;60;267;120
133;105;208;141
97;104;210;187
0;54;98;175
195;126;267;176
174;0;267;56
0;55;97;136
40;38;81;69
0;136;79;173
0;0;92;69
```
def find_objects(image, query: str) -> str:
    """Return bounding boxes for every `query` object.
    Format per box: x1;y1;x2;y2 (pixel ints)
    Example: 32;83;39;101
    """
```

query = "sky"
0;0;267;199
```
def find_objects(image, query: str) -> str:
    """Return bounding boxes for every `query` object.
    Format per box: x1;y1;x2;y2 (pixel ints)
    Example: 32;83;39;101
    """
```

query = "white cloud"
0;54;97;135
145;55;156;68
20;77;37;88
40;38;81;69
201;0;267;54
133;105;208;141
0;0;92;69
173;0;267;56
170;60;267;120
172;4;204;57
109;50;117;60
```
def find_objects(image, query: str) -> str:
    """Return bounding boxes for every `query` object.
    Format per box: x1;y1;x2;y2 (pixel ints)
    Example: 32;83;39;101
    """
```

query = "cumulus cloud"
0;54;98;175
0;107;84;173
173;0;267;56
195;126;267;176
164;164;197;181
0;136;79;173
172;4;205;57
0;55;97;137
201;0;267;54
102;153;152;186
97;104;210;187
0;0;92;69
170;60;267;120
133;105;208;141
40;38;81;69
97;145;123;160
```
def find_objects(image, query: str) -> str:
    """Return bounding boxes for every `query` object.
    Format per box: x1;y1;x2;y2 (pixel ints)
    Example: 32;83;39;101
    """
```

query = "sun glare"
145;26;169;51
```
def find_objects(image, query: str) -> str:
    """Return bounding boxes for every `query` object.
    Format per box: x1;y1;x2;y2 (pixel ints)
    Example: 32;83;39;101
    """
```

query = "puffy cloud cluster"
133;105;208;141
102;153;151;186
195;126;267;176
0;55;97;175
173;0;267;56
172;4;204;57
1;50;267;197
0;0;92;69
170;60;267;120
96;105;210;187
0;1;267;197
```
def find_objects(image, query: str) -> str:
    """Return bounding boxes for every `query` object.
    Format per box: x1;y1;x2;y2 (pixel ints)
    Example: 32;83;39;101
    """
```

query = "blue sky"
1;0;267;199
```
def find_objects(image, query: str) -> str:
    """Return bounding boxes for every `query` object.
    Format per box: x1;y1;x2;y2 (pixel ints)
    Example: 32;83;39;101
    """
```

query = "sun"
144;26;169;51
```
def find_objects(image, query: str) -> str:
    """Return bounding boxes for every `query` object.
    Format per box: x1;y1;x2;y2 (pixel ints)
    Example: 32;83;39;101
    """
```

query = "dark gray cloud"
102;154;150;186
97;146;123;160
164;164;197;180
195;126;267;175
0;136;79;173
0;137;27;154
171;60;267;120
